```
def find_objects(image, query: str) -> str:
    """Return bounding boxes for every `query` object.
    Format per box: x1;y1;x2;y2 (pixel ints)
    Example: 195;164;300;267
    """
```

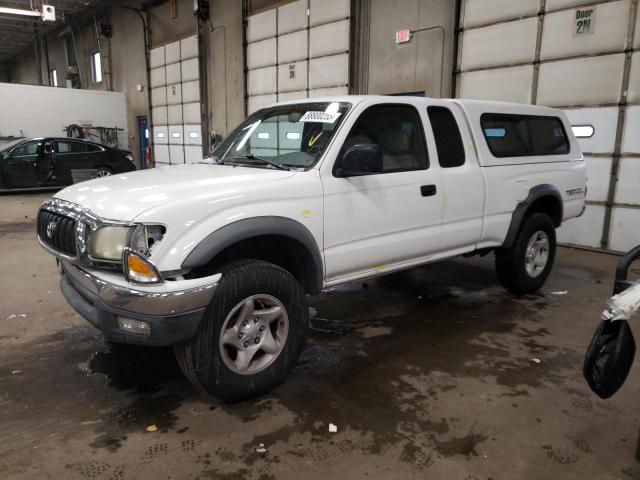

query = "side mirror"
335;144;383;177
43;144;53;155
1;152;8;160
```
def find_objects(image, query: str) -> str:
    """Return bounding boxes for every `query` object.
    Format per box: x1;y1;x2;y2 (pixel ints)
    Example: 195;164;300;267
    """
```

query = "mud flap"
583;318;636;399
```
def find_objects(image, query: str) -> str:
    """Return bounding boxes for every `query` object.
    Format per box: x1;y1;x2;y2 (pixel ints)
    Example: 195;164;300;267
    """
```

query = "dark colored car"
0;137;136;189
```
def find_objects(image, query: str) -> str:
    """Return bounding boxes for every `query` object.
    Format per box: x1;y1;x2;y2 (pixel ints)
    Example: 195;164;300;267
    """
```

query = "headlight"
89;226;131;261
89;224;165;261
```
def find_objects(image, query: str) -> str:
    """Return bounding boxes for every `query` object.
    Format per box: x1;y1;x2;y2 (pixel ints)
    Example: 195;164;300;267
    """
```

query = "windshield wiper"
226;154;290;171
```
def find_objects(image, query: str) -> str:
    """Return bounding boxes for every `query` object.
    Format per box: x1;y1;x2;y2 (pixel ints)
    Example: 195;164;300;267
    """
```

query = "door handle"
420;184;437;197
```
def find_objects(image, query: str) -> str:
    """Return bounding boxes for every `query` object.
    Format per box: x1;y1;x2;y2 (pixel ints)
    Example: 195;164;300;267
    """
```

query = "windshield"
213;102;351;169
0;138;28;153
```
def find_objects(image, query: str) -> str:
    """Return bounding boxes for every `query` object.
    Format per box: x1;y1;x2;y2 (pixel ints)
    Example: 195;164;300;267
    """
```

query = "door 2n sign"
574;7;595;36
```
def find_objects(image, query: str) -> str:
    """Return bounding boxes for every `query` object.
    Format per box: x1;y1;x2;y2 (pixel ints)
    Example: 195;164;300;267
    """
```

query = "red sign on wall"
395;29;412;44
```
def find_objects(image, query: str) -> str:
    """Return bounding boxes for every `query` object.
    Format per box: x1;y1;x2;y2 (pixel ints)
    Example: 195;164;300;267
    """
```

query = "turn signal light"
123;248;162;284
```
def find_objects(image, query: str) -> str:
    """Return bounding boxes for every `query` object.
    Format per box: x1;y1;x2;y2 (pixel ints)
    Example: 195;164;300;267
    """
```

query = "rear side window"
480;113;570;158
56;141;86;154
427;106;465;168
86;143;102;152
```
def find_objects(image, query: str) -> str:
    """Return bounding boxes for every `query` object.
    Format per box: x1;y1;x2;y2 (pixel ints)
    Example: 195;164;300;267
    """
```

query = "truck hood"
55;163;297;221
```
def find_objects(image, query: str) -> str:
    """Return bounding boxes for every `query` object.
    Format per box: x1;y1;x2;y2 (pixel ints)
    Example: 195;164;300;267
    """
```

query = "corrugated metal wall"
245;0;351;114
150;35;203;166
457;0;640;252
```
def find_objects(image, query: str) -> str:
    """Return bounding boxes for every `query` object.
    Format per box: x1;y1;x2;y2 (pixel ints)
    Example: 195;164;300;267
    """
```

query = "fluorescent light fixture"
286;132;301;140
171;132;181;138
257;132;270;139
189;131;199;138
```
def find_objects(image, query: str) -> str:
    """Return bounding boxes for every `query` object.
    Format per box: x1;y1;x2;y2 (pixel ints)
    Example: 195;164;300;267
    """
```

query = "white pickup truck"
37;96;586;400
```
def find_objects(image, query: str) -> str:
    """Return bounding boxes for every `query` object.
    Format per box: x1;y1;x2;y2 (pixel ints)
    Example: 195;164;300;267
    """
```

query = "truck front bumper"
59;261;220;346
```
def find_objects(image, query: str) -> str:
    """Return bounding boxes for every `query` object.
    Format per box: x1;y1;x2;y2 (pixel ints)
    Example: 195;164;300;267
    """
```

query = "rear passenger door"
322;102;443;283
426;103;484;251
54;140;88;185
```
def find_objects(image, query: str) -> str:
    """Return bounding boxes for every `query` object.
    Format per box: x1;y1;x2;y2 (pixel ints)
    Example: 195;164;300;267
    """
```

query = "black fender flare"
181;216;323;293
502;184;563;249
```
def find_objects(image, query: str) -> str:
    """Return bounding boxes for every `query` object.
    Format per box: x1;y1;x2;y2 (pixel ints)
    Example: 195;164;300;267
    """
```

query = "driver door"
3;140;42;187
321;103;443;283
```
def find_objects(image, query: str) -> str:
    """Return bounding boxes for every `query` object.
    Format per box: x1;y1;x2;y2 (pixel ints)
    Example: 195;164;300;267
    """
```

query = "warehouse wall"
456;0;640;253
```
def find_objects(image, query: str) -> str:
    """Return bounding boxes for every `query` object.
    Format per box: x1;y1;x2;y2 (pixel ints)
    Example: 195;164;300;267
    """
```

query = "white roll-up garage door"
457;0;640;252
246;0;351;114
149;35;203;166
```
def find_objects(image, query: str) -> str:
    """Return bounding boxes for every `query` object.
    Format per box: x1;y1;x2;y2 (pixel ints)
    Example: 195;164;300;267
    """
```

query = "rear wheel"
93;166;113;178
174;261;308;401
495;213;557;294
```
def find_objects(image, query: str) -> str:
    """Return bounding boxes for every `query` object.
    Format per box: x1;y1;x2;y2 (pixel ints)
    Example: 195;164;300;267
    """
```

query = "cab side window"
342;104;429;173
86;143;103;153
427;106;466;168
56;141;86;154
12;141;41;156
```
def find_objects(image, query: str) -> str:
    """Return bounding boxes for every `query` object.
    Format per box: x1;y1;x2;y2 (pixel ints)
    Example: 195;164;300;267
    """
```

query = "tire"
174;260;308;401
93;166;114;178
495;212;557;294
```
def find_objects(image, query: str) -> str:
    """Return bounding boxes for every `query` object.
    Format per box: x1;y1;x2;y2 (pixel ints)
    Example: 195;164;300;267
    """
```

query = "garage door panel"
278;30;307;63
537;54;625;106
459;65;533;103
154;144;170;165
610;207;640;252
248;94;277;114
546;0;603;12
166;83;183;105
167;104;183;124
278;90;307;102
182;102;200;124
541;1;629;60
150;46;165;69
154;126;168;145
460;18;537;71
150;67;166;88
185;145;204;164
557;205;605;248
184;124;202;145
166;62;181;85
248;66;277;96
247;9;276;43
180;35;198;60
278;61;308;93
626;53;640;104
462;0;539;29
584;157;612;202
169;144;185;165
151;87;167;106
309;20;350;58
308;86;349;97
152;106;168;126
182;80;200;103
622;106;640;153
614;158;640;205
181;58;199;83
309;54;349;89
247;38;277;70
563;107;619;154
310;0;349;26
165;40;181;64
169;125;184;145
278;0;308;35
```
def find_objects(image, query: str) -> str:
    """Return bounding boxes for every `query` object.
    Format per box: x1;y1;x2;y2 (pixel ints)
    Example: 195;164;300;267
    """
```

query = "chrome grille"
37;209;77;256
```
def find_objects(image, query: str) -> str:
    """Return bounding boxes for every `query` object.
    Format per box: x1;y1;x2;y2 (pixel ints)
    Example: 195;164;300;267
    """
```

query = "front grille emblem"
46;221;57;239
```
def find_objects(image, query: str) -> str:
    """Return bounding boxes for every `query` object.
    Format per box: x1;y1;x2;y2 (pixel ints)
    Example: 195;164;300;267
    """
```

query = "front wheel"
93;166;114;178
174;261;308;401
495;213;557;294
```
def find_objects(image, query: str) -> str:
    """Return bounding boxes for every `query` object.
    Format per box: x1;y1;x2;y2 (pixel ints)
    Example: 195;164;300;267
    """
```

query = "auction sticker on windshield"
300;111;342;123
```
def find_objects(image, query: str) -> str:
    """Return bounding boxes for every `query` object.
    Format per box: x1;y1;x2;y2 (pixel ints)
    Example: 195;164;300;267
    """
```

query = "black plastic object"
584;318;636;399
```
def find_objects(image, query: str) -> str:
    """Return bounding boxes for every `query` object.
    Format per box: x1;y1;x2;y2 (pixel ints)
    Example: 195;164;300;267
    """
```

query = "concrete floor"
1;192;640;480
